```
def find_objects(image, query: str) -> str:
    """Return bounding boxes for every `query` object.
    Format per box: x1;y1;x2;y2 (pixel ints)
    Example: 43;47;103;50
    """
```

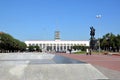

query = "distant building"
25;31;89;52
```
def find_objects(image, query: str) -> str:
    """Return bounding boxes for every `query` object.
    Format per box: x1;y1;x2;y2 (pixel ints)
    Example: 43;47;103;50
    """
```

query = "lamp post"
96;14;101;53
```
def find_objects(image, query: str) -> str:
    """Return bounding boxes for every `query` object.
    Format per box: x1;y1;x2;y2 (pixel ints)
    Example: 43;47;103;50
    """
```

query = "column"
59;44;61;51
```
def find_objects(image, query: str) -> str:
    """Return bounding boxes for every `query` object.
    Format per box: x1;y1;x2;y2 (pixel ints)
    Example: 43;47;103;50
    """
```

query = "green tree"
28;46;34;52
36;46;42;52
72;45;88;51
100;33;120;52
115;34;120;52
0;32;26;52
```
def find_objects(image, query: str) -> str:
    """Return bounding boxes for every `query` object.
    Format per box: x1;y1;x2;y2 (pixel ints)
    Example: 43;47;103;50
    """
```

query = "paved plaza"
0;53;109;80
58;53;120;79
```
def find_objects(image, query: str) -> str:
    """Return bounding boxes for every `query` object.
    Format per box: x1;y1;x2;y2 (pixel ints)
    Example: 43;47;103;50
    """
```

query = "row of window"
28;43;87;46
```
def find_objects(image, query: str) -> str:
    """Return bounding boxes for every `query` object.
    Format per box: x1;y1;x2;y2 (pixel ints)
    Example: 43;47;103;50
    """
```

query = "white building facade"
25;40;89;52
25;31;89;52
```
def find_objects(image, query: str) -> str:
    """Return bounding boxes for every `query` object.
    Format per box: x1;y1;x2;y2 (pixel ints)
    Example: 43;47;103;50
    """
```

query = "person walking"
89;49;92;55
86;48;89;55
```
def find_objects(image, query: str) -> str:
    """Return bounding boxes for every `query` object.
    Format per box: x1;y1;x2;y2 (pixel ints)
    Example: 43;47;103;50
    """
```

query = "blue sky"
0;0;120;41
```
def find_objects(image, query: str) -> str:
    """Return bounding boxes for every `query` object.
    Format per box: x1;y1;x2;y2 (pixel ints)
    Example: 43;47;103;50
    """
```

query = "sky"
0;0;120;41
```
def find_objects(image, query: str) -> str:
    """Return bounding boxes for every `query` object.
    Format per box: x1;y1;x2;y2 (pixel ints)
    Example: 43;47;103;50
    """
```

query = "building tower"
55;31;60;41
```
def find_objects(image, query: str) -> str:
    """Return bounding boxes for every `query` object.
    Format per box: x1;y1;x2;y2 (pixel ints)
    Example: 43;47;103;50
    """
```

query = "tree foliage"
28;45;42;52
0;32;26;52
72;45;89;51
100;33;120;52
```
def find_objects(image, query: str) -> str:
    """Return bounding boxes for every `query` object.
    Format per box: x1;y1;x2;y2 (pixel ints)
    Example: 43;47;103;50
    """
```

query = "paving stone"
0;53;108;80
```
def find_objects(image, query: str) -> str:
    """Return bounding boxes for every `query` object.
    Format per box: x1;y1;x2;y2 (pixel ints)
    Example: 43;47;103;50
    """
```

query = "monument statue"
90;26;96;50
90;26;95;39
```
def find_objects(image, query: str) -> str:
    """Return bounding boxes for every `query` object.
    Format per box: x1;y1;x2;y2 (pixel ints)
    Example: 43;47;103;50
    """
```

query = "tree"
28;45;42;52
115;34;120;52
0;32;27;52
34;46;42;52
28;46;34;52
100;33;120;52
72;45;89;51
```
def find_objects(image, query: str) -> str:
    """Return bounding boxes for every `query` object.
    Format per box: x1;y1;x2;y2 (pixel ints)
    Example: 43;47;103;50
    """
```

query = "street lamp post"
96;14;101;53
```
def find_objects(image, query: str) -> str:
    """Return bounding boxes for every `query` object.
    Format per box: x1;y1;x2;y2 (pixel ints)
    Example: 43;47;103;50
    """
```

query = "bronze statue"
90;26;96;50
90;26;95;39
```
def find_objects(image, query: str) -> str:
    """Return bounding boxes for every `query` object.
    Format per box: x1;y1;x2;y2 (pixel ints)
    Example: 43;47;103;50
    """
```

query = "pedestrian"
69;49;72;54
89;49;92;55
86;48;89;55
